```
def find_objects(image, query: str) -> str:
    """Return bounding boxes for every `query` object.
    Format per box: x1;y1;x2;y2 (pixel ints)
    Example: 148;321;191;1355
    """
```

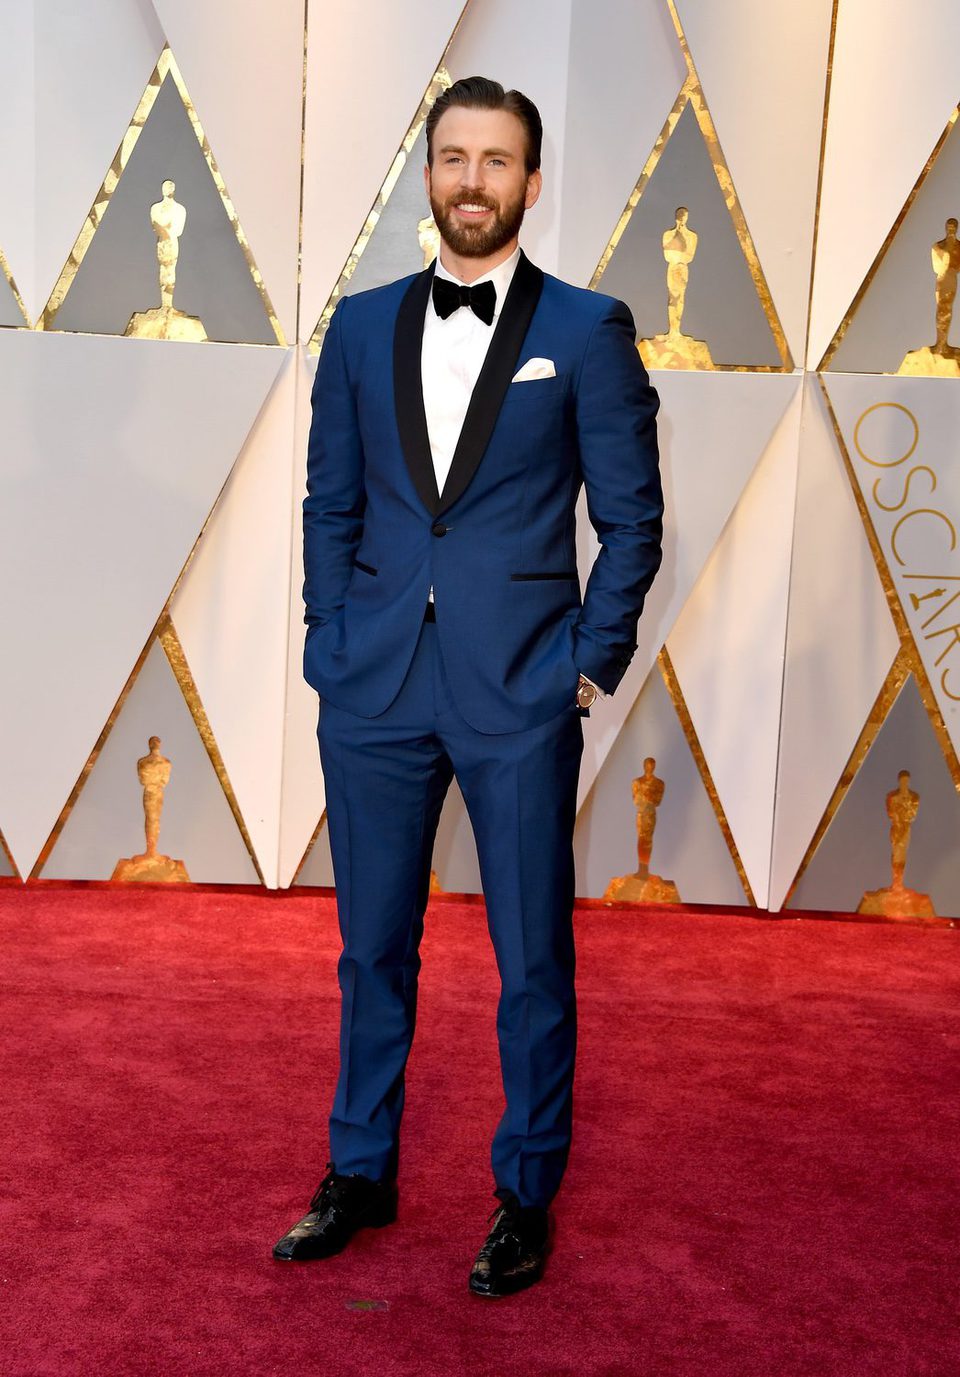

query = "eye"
489;158;506;167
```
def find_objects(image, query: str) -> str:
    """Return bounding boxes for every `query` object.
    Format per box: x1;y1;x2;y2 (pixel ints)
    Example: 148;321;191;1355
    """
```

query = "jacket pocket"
510;571;579;581
353;559;378;576
501;373;569;404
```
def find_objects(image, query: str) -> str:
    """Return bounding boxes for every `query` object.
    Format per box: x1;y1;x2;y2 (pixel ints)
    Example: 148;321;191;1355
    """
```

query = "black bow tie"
431;275;497;326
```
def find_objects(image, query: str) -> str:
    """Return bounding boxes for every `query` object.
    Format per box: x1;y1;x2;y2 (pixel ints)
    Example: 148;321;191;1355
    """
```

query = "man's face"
425;105;542;260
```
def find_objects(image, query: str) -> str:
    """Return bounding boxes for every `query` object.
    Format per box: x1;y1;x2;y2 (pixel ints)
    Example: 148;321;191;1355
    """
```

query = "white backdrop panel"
769;376;900;910
299;0;466;340
10;1;952;906
33;0;165;328
577;370;798;810
41;637;259;885
675;0;834;364
807;0;960;368
171;350;297;889
148;0;304;343
0;1;35;316
667;378;804;907
0;330;284;875
825;373;960;761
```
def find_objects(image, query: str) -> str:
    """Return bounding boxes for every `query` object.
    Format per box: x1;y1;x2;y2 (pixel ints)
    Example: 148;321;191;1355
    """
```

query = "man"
275;77;663;1297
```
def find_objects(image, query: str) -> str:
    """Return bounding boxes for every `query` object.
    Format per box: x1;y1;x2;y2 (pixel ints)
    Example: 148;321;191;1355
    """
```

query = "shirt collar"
432;244;522;320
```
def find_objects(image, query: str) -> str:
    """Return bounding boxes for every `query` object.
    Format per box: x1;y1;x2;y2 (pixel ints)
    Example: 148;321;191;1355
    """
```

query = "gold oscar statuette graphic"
898;217;960;377
417;214;441;269
124;180;208;342
857;770;936;918
639;208;715;371
112;736;191;883
603;758;681;904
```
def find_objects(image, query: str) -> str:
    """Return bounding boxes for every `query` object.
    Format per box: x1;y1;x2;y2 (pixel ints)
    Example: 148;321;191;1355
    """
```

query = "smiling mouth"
453;202;494;217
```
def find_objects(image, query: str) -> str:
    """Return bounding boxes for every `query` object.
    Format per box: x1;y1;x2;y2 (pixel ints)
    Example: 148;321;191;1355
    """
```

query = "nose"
459;161;486;190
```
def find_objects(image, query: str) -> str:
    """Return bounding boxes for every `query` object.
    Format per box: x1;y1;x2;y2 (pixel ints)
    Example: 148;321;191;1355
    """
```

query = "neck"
438;238;519;284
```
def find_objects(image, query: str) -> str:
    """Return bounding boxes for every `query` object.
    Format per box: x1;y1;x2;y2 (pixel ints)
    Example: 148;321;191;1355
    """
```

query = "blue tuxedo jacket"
303;251;663;735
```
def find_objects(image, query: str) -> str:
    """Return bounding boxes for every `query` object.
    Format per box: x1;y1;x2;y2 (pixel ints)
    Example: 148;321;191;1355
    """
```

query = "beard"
429;181;528;258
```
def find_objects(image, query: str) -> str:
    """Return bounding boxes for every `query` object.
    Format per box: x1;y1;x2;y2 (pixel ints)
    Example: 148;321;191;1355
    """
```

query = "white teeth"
457;204;489;212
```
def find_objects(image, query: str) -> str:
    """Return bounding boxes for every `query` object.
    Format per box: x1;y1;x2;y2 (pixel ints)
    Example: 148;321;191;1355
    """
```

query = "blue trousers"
318;614;584;1209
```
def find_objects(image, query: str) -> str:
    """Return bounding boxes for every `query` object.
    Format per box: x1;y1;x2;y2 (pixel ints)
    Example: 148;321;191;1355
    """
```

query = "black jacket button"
431;522;448;537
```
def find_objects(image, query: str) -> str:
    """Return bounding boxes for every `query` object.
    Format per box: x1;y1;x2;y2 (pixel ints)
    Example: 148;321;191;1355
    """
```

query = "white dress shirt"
421;245;521;511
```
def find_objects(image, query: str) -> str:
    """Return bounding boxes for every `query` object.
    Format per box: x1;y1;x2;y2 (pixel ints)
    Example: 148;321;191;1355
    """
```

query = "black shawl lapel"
393;262;441;515
437;251;544;515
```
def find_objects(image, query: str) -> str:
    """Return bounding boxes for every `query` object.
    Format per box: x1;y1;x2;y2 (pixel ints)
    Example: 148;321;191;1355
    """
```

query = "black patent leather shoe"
272;1163;398;1261
468;1191;551;1297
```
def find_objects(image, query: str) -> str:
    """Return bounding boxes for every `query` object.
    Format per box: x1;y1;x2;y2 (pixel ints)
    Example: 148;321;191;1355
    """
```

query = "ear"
423;162;431;200
524;168;543;211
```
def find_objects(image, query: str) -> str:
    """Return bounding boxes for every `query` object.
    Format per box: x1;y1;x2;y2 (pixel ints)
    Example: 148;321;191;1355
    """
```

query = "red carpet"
0;886;957;1377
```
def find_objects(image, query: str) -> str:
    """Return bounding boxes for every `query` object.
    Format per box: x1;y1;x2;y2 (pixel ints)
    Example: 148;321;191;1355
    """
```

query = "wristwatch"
576;675;598;709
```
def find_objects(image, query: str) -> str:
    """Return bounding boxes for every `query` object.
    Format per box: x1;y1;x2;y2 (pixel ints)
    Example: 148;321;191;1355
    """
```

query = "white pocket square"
511;357;556;383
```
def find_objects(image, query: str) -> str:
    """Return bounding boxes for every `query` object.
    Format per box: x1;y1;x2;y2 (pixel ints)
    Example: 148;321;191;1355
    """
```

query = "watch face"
577;679;597;708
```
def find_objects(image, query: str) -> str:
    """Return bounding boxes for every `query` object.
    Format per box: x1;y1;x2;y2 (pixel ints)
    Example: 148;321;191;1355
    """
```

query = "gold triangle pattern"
24;410;269;881
0;243;31;327
802;0;840;364
657;647;756;905
292;810;328;885
37;45;285;344
306;4;471;354
818;377;960;790
818;105;960;371
783;647;911;904
589;1;793;372
30;628;155;878
156;615;264;882
782;379;960;902
5;6;935;905
0;826;21;879
31;609;264;883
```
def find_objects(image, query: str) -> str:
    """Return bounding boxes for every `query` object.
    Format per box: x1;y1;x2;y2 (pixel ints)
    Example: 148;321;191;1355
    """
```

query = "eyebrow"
438;144;515;158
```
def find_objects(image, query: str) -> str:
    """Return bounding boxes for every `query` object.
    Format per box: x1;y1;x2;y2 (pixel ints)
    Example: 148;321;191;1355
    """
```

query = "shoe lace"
484;1198;522;1253
309;1162;352;1213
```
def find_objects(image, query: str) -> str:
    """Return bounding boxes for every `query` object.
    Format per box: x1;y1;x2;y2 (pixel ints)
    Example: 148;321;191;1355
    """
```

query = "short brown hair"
426;76;543;175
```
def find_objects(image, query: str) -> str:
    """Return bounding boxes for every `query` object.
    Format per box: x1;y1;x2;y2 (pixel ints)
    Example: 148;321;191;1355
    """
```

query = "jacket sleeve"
572;299;663;695
302;296;365;631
